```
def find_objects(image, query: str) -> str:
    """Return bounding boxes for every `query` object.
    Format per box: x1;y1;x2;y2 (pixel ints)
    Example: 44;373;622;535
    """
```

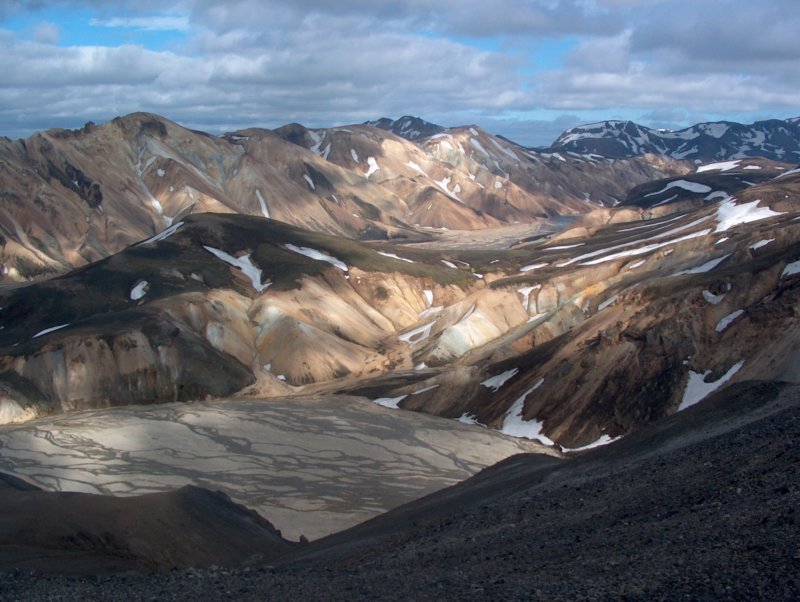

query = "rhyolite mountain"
550;117;800;162
0;113;799;450
0;113;686;281
1;155;798;449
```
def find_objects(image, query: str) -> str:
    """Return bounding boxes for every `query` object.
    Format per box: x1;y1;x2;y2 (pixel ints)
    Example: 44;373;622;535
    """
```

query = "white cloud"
89;15;191;32
0;0;797;146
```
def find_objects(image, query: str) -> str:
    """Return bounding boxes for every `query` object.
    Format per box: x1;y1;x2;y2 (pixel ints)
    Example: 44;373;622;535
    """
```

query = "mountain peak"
364;116;444;141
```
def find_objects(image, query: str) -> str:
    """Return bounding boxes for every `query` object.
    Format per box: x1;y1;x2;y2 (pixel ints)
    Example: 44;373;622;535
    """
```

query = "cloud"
88;15;191;31
0;0;797;146
32;20;58;43
630;0;800;64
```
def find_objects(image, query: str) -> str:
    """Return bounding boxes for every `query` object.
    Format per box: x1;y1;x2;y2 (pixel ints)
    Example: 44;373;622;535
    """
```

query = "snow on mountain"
364;116;445;141
551;118;800;163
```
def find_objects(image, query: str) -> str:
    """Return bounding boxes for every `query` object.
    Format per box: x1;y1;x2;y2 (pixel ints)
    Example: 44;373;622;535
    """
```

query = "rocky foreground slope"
1;379;797;600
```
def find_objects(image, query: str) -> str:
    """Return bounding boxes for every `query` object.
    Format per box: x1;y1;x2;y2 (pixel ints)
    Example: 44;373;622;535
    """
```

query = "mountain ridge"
0;112;687;282
550;116;800;162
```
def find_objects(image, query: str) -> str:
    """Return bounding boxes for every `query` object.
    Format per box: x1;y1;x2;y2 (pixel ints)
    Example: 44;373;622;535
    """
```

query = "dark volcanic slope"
0;478;294;575
3;380;798;600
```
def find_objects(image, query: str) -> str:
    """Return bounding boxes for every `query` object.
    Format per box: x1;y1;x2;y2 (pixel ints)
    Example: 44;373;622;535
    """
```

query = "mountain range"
0;112;798;592
551;117;800;162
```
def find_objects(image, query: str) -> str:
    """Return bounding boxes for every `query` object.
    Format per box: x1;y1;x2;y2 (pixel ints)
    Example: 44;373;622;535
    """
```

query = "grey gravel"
1;381;799;601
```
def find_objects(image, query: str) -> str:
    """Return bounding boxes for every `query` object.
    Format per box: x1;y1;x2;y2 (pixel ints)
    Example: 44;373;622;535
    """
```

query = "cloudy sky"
1;0;798;146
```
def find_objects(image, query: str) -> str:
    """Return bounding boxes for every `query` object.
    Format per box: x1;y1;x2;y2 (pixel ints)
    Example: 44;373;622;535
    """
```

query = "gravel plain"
1;380;799;601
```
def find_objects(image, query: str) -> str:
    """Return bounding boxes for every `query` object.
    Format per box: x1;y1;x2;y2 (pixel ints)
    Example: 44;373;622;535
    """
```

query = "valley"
0;113;798;596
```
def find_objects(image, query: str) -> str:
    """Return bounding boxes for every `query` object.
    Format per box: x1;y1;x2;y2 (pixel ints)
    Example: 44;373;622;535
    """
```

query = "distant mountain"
551;118;800;163
363;115;445;141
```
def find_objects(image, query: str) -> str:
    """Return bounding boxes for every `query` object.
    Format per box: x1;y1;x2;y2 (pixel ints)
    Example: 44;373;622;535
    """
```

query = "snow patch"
372;395;407;409
285;244;348;272
748;239;774;250
423;290;433;306
256;190;269;218
644;180;712;197
203;246;270;292
716;309;744;332
561;435;620;453
302;174;315;190
702;290;725;305
457;413;482;426
469;138;489;157
377;251;415;263
33;323;70;338
598;294;619;311
775;167;800;179
434;177;463;203
628;259;646;270
398;321;436;344
365;157;380;178
501;378;553;444
517;285;540;312
564;229;712;267
548;243;584;250
481;368;519;392
520;262;548;272
412;384;439;395
678;361;744;411
696;160;741;173
130;280;149;301
715;198;783;232
350;148;359;162
673;254;731;276
406;161;428;177
781;260;800;278
139;221;184;246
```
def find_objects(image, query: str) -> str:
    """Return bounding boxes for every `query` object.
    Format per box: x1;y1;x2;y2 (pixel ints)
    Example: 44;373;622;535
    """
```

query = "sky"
0;0;798;147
